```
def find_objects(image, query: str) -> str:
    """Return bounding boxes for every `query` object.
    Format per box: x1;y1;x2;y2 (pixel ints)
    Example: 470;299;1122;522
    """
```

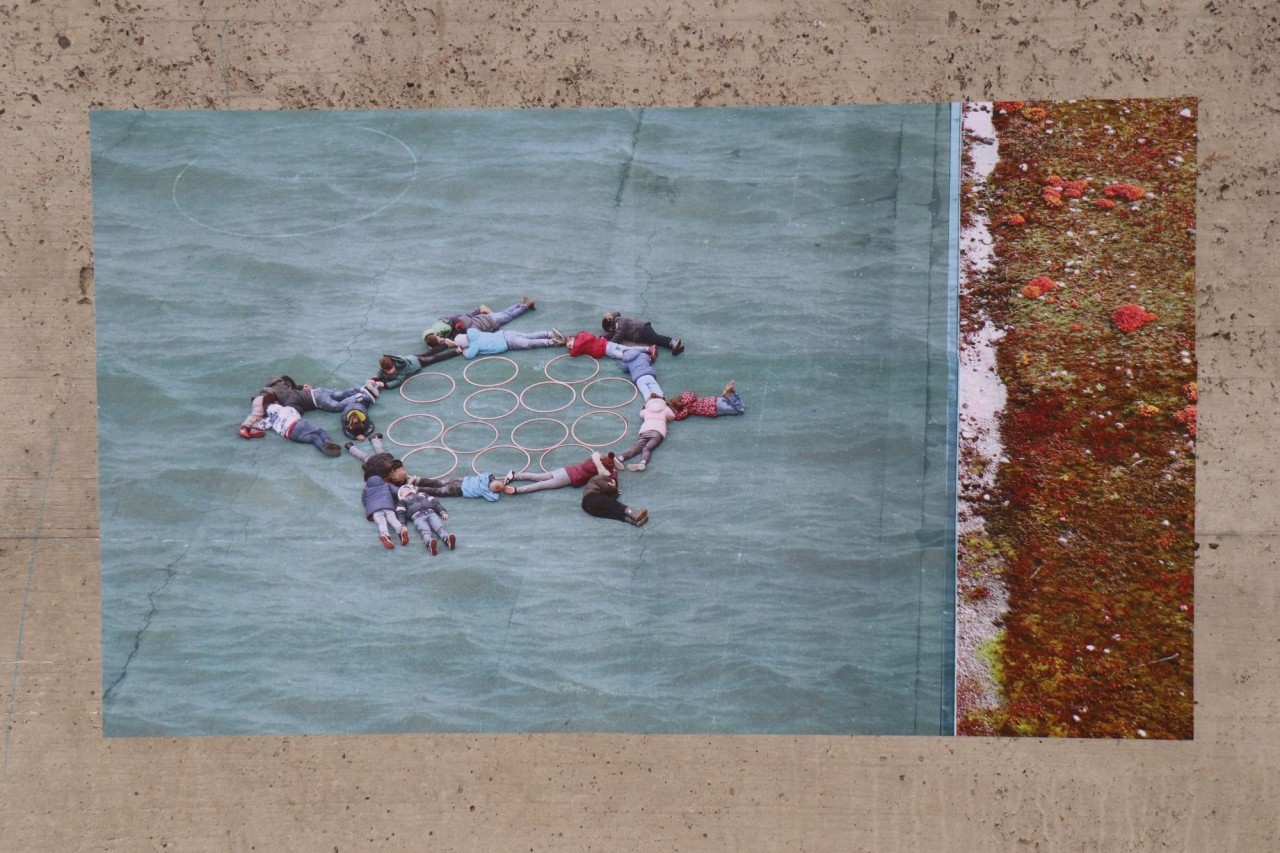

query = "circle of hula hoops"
570;409;629;449
462;386;520;421
539;443;592;474
440;419;500;453
471;443;532;476
384;413;446;448
399;371;456;404
580;376;639;410
463;355;519;388
518;380;576;414
400;444;459;480
542;352;600;385
510;417;571;452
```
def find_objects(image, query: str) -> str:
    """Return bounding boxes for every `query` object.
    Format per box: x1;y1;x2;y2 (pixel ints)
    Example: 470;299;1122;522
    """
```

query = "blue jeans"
503;330;558;350
470;302;530;332
717;392;744;416
287;419;332;451
308;385;365;412
411;510;451;543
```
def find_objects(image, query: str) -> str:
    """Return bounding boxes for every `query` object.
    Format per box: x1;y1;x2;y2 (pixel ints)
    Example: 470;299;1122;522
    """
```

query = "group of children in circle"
237;296;744;555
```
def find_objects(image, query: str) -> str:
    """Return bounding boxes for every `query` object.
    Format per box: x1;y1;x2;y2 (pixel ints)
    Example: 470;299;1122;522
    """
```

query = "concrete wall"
1;1;1273;848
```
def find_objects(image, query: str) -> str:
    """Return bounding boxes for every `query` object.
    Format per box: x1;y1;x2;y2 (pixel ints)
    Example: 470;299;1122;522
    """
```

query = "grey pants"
621;430;664;466
512;468;572;494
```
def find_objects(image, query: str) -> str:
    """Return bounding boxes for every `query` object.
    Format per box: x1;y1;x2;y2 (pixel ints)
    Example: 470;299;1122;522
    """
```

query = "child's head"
397;483;419;501
454;317;472;332
487;475;516;495
386;462;409;486
345;409;372;440
424;334;442;348
601;311;619;332
261;390;279;408
379;355;396;375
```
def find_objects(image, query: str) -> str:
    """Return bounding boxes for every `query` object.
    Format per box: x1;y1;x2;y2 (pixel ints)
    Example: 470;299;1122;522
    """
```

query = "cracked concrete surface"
0;0;1277;850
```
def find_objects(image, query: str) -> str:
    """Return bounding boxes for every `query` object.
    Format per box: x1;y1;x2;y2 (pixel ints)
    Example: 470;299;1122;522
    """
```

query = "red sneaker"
428;539;438;556
400;528;410;545
447;534;457;551
379;534;394;550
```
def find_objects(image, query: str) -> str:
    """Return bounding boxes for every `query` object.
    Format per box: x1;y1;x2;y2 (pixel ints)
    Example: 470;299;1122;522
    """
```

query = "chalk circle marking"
171;125;419;238
581;376;639;410
400;371;456;404
510;417;571;453
400;444;459;480
542;353;600;385
519;380;576;414
463;387;520;421
440;420;500;454
472;444;532;477
570;410;629;449
463;355;519;388
385;413;446;448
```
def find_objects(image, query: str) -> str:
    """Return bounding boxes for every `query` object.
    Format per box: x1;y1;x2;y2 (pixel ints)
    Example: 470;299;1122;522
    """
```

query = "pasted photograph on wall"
90;99;1193;739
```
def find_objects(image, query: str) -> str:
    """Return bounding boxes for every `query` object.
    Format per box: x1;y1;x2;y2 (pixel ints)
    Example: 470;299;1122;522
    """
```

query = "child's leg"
372;509;395;549
638;433;664;466
716;392;745;416
635;375;664;400
241;395;266;430
603;341;638;360
411;513;438;554
637;322;674;349
504;330;555;350
485;301;529;327
370;434;386;454
309;386;358;411
426;512;456;550
620;435;649;463
512;469;572;494
625;432;662;470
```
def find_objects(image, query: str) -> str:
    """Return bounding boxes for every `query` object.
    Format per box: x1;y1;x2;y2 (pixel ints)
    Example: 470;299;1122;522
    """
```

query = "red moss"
1183;381;1198;402
1095;198;1118;210
1004;213;1027;227
1112;303;1158;333
1023;106;1050;121
1041;187;1064;208
1174;404;1197;437
1045;175;1066;187
1022;276;1058;298
1103;183;1146;201
994;100;1026;114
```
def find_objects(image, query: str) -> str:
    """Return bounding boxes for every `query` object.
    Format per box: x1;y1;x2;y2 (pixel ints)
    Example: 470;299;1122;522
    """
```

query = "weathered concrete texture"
0;0;1276;849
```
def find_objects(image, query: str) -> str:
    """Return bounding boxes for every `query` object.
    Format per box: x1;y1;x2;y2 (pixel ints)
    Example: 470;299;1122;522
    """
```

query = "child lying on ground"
258;396;342;457
396;484;456;555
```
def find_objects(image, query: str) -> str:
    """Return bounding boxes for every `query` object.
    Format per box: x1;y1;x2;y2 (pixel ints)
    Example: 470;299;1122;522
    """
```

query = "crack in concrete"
321;259;391;386
102;550;184;707
613;109;644;209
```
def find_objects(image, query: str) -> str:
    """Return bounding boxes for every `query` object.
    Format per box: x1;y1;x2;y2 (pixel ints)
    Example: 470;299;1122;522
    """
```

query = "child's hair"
379;356;394;373
261;391;279;407
424;334;441;348
647;392;664;400
601;312;618;332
